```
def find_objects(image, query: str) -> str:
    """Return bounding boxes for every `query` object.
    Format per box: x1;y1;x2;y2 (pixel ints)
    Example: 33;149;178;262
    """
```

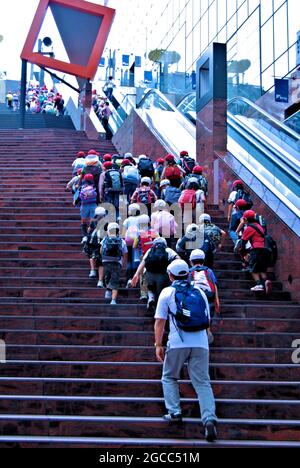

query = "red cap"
235;199;248;209
122;159;131;167
243;210;256;220
157;158;165;164
180;151;189;157
84;174;94;182
103;162;113;169
77;151;85;158
77;168;83;175
233;180;244;189
103;154;112;161
193;165;203;175
165;154;175;163
88;149;97;155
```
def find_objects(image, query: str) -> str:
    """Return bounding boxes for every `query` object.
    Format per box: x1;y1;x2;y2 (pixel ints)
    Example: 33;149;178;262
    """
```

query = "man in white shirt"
154;259;217;442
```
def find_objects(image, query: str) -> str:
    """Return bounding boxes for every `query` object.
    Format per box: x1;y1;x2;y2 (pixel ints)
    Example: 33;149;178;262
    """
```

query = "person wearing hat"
182;166;208;197
131;237;179;312
241;210;272;294
99;161;123;219
227;180;253;222
131;177;157;216
151;200;177;247
228;199;249;245
199;214;226;254
179;150;195;175
83;207;108;283
154;259;217;442
161;154;185;188
72;151;86;176
190;249;220;344
78;150;102;202
154;158;165;194
123;203;142;286
100;223;128;305
66;168;83;194
160;179;181;206
121;159;140;202
137;155;155;179
79;174;98;243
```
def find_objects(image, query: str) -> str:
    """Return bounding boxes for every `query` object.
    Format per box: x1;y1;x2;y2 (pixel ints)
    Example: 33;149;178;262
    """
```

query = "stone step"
0;329;298;348
1;361;299;381
0;315;297;333
0;414;298;441
0;286;290;302
0;395;299;420
0;302;298;318
0;377;298;400
2;344;295;364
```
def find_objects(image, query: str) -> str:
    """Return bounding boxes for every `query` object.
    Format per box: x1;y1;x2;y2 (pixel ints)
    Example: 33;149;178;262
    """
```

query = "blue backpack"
170;281;210;332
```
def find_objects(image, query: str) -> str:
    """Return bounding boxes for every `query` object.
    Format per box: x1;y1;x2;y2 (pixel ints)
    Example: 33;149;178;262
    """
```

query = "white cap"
95;207;107;218
107;222;119;232
154;199;167;211
138;214;150;225
139;154;148;160
190;249;206;261
160;179;170;188
128;203;140;215
199;213;211;223
153;237;167;247
125;152;133;159
186;223;200;239
141;177;152;185
167;259;189;277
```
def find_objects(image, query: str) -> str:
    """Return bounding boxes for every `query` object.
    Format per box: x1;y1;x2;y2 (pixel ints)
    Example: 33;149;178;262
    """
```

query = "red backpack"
165;166;181;181
179;189;197;210
140;230;158;255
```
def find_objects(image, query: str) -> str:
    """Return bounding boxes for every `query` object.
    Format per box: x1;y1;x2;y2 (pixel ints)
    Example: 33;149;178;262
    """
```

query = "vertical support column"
196;43;227;206
19;59;28;129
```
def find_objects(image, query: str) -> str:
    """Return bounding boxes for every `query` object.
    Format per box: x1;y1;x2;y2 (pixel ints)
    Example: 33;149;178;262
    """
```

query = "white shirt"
155;285;210;350
228;190;238;215
123;216;141;230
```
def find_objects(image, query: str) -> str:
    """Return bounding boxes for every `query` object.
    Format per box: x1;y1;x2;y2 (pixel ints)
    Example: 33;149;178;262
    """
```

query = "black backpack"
248;224;278;267
102;236;123;261
235;189;253;209
145;244;169;273
182;157;195;175
138;158;154;177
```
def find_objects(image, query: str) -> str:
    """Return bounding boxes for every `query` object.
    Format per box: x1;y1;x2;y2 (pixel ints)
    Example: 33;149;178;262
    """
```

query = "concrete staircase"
0;104;74;129
0;129;299;448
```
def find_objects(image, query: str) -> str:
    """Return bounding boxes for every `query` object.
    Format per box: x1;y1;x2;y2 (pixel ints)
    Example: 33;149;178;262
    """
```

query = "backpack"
248;224;278;267
204;224;222;248
255;214;267;231
165;166;181;181
140;230;157;255
182;157;195;175
123;166;140;183
136;187;153;205
102;236;123;261
155;165;164;182
185;174;208;193
170;281;210;332
164;186;181;205
235;189;253;209
79;185;97;204
191;266;216;302
179;189;197;210
145;243;169;273
85;165;101;178
138;159;154;177
105;170;122;192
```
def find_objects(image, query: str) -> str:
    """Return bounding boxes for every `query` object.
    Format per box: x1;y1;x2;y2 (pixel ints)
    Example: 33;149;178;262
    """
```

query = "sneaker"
81;236;88;244
105;290;112;300
89;270;97;279
126;280;132;289
97;280;104;288
147;298;155;313
163;413;182;423
110;299;117;306
204;420;217;442
140;295;148;303
265;280;273;296
251;284;264;292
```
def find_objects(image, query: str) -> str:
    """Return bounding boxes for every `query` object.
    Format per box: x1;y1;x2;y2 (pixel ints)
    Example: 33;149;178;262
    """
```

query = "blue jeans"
162;347;217;425
124;181;138;203
104;191;121;219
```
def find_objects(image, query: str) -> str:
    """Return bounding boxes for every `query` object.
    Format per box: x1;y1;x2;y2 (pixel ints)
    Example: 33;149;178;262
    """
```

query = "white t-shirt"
155;285;210;350
123;216;141;230
228;190;238;215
